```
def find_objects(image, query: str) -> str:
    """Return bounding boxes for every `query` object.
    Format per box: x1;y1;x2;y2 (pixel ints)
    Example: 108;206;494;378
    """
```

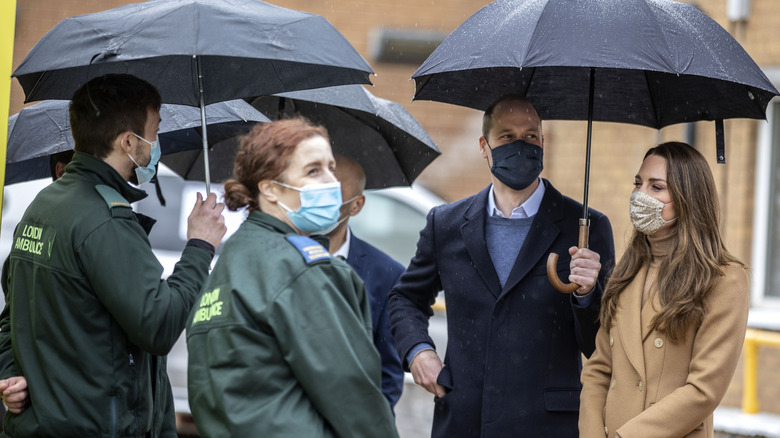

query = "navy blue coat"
347;233;405;409
389;180;615;437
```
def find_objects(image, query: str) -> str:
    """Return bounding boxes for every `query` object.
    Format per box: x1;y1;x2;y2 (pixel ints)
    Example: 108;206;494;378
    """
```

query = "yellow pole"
0;0;18;228
740;328;780;414
742;333;759;414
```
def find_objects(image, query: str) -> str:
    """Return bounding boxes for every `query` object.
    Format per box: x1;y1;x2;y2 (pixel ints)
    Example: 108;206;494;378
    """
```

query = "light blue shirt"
487;177;545;218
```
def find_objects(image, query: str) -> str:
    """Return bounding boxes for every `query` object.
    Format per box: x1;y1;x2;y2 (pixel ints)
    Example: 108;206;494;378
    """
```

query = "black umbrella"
6;99;269;185
251;85;440;189
12;0;373;192
159;137;244;184
411;0;779;292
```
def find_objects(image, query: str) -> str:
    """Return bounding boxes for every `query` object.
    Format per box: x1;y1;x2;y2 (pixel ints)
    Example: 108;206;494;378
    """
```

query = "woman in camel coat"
579;142;749;438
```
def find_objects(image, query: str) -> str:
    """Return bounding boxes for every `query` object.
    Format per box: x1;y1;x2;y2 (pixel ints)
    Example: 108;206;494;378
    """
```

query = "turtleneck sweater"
642;226;678;307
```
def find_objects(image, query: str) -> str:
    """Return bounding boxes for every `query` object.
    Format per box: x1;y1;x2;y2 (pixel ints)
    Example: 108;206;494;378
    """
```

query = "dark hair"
482;94;537;138
49;149;75;181
69;74;161;158
224;117;328;211
600;142;743;342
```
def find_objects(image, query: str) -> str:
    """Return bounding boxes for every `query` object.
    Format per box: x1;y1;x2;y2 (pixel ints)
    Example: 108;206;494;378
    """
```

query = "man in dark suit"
327;155;405;410
388;95;616;437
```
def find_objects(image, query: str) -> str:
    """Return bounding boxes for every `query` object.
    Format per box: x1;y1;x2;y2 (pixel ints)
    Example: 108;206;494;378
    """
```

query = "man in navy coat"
389;95;615;437
327;155;405;409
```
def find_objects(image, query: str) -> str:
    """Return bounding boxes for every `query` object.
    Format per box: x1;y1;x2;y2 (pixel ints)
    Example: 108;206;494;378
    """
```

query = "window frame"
751;68;780;308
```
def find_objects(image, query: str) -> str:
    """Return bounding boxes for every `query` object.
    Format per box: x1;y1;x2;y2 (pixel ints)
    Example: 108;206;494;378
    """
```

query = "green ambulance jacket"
0;152;213;438
186;211;399;438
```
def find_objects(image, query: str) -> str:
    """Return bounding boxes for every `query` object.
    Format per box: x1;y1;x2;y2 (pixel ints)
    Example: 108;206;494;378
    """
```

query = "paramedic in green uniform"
186;118;399;438
0;74;227;438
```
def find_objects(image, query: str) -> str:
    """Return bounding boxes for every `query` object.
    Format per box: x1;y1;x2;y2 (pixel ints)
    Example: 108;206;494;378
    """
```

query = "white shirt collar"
487;178;546;219
332;226;351;259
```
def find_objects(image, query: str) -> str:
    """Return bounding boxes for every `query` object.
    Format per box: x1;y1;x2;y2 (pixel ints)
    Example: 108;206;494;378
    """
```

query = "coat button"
610;336;614;347
610;379;616;389
605;426;609;435
638;381;644;391
654;337;664;348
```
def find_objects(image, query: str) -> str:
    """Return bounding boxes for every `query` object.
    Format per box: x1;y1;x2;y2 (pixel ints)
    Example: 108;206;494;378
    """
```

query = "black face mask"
487;139;544;191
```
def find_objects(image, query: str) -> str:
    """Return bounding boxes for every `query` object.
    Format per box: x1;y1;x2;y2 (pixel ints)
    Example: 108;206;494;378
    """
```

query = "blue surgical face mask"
128;133;161;184
273;181;342;235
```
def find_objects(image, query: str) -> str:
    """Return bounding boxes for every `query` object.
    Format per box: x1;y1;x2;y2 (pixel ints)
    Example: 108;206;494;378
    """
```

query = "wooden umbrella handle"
547;220;590;294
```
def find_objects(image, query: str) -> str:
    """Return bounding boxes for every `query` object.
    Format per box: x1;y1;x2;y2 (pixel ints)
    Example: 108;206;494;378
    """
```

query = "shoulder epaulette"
285;235;331;264
95;185;133;218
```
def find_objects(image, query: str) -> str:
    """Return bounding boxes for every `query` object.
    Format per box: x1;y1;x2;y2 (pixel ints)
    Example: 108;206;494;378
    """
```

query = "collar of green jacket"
247;210;296;234
66;151;148;204
246;210;330;248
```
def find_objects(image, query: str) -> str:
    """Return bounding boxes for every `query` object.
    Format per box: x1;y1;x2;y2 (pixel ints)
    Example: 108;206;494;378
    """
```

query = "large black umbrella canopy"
251;85;440;189
12;0;373;191
412;0;778;127
13;0;373;106
6;99;269;185
411;0;779;292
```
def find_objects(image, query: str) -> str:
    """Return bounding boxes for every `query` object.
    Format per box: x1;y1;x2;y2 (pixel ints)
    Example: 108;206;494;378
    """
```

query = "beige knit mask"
629;191;677;235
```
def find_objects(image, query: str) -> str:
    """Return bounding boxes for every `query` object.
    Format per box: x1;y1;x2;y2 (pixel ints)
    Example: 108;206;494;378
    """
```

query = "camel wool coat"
579;263;749;438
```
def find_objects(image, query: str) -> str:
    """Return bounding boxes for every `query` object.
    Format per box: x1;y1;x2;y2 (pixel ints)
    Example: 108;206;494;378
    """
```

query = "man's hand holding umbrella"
567;247;602;297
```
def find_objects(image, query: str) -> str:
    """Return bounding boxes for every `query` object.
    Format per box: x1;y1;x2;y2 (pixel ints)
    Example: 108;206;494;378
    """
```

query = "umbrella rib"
24;71;49;104
746;84;773;119
521;67;536;98
517;0;552;68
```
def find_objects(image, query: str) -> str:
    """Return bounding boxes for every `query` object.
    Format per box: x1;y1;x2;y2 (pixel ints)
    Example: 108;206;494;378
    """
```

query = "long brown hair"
224;117;328;211
600;142;743;342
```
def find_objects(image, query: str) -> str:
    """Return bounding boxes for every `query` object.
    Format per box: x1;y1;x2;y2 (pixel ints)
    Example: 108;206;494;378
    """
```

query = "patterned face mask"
629;191;677;235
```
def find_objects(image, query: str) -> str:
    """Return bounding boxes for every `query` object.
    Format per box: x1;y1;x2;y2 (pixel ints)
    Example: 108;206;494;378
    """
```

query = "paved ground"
714;407;780;438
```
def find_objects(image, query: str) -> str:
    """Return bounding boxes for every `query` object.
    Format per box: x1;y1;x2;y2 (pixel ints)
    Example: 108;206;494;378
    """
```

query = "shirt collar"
487;178;545;219
332;226;352;259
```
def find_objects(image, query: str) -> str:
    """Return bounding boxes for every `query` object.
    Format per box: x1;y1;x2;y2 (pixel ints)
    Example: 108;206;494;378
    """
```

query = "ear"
258;180;280;203
349;195;365;217
479;136;490;161
54;162;68;180
115;131;134;154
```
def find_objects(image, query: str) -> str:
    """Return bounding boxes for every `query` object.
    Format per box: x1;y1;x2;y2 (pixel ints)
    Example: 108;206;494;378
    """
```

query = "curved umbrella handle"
547;219;590;294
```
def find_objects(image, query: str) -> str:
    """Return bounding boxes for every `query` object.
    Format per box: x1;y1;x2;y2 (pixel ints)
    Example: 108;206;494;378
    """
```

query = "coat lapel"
499;180;562;298
461;187;502;297
617;266;648;381
346;232;368;275
641;277;662;342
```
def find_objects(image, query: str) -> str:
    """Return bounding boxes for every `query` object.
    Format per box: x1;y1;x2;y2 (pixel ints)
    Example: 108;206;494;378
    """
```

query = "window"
350;190;433;266
369;28;447;65
752;92;780;306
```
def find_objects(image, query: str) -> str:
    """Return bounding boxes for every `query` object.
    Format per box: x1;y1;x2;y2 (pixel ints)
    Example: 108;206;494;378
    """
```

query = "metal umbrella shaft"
547;68;595;293
195;56;212;194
